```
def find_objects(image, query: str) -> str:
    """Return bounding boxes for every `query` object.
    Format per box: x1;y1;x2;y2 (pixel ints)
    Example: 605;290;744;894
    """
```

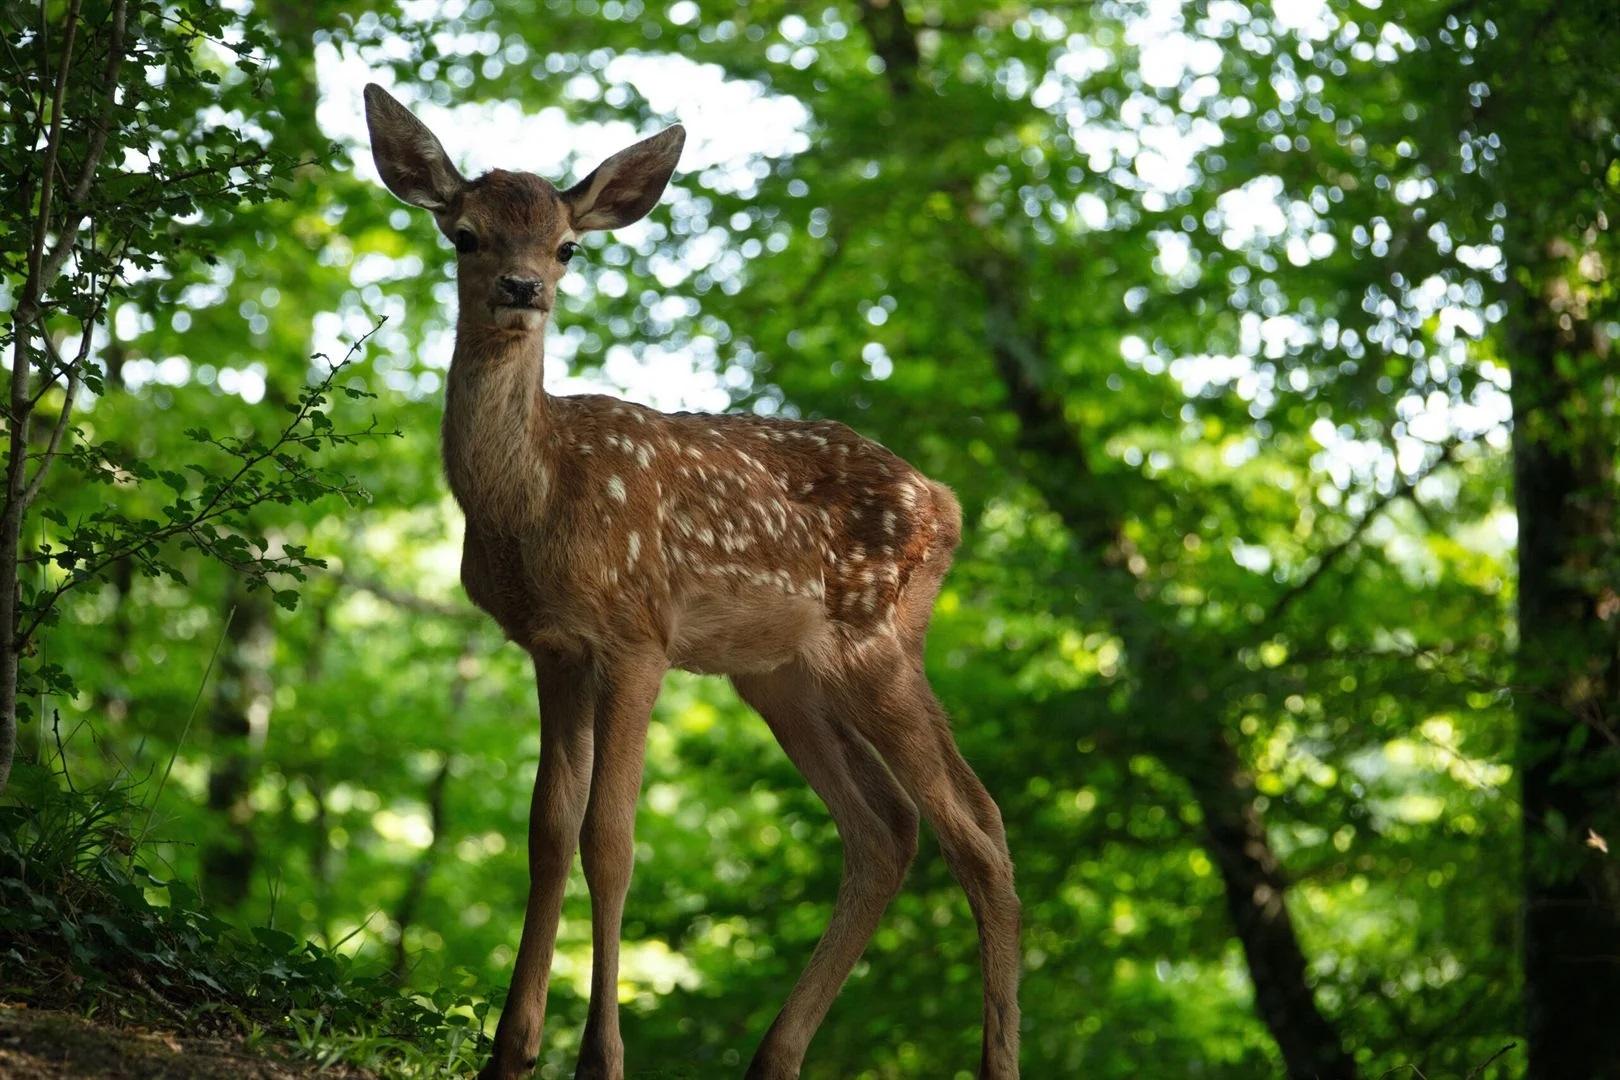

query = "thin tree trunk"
201;579;275;908
308;773;333;944
0;0;126;796
0;356;32;792
392;754;452;979
299;588;336;938
94;345;135;739
0;0;76;790
392;646;476;978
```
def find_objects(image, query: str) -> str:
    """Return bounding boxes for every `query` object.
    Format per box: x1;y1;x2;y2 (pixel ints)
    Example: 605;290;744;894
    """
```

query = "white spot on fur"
606;475;626;503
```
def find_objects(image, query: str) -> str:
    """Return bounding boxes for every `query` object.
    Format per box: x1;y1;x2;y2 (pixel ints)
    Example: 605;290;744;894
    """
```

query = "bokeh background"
15;0;1619;1076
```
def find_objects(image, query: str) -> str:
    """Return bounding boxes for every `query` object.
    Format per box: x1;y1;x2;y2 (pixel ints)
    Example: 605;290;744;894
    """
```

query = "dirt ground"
0;1004;371;1080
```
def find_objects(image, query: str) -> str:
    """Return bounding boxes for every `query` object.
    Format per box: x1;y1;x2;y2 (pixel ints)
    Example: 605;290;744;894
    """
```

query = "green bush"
0;760;491;1077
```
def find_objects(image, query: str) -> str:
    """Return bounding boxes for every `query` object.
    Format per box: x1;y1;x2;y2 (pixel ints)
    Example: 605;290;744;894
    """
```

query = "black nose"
498;276;541;306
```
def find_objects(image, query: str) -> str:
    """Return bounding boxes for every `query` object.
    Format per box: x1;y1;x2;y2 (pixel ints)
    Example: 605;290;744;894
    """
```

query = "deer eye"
558;241;580;265
454;228;479;254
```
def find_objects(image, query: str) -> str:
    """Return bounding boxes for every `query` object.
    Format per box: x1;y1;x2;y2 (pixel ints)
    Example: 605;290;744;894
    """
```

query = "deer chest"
458;518;606;654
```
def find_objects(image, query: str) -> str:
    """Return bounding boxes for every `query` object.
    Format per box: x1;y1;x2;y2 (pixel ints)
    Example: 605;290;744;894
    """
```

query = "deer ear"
564;125;685;232
363;83;465;212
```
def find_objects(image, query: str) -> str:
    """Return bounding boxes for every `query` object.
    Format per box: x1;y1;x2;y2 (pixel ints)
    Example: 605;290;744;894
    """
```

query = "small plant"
0;759;492;1077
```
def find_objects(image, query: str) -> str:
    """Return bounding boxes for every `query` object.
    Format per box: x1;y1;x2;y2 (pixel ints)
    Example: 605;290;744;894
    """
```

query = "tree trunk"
982;253;1357;1076
201;580;276;908
844;3;1357;1072
392;646;475;978
94;345;135;740
392;754;452;979
0;468;28;795
1510;286;1620;1079
0;315;39;795
1183;732;1357;1079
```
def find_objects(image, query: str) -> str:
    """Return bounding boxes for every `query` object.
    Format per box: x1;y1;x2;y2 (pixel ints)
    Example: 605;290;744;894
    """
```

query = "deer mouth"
491;304;549;329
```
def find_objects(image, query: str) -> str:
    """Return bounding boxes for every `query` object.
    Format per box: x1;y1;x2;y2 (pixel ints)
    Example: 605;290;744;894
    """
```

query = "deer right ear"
564;125;686;233
363;83;465;212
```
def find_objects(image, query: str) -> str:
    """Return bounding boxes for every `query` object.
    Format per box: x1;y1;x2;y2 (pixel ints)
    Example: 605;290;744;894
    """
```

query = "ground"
0;1004;371;1080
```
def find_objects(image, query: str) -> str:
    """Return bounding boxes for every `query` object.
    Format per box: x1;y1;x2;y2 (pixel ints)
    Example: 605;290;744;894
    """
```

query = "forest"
1;0;1617;1078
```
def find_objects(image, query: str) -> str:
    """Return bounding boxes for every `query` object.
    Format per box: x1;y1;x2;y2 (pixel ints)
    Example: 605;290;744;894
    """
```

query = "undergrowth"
0;760;493;1077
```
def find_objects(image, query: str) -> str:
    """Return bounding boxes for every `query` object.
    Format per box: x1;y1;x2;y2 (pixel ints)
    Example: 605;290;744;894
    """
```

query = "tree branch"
980;258;1140;573
22;0;84;319
337;572;478;621
18;222;135;511
19;355;82;511
36;0;128;292
15;322;389;650
1254;439;1461;636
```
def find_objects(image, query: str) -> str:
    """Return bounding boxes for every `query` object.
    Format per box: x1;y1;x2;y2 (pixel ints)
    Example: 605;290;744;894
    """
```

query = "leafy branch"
21;321;399;651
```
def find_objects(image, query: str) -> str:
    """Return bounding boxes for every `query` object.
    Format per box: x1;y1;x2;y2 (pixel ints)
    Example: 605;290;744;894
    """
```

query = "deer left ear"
564;125;685;233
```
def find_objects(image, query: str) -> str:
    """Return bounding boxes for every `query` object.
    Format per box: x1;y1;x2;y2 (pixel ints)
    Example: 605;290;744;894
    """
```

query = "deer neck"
442;320;556;530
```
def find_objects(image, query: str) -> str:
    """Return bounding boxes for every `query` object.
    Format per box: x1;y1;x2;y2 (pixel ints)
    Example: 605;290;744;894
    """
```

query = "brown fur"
363;84;1020;1080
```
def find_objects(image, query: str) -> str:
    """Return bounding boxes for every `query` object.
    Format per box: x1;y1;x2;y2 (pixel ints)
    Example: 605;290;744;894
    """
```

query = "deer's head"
363;84;684;333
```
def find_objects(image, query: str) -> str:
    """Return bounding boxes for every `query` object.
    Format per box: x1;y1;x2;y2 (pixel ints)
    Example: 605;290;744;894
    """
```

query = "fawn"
363;83;1019;1080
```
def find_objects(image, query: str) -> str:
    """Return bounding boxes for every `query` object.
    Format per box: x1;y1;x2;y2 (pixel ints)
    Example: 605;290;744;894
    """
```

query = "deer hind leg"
833;656;1022;1080
575;649;665;1080
733;661;920;1080
482;649;598;1080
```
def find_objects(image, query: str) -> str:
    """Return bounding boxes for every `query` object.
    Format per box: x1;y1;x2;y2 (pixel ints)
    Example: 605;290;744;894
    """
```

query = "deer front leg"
575;649;665;1080
481;651;598;1080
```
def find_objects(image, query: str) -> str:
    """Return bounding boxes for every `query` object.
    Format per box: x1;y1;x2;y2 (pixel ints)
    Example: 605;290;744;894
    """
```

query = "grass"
0;759;493;1078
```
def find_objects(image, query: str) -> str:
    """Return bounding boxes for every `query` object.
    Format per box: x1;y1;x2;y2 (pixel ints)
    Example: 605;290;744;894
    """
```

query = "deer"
362;83;1020;1080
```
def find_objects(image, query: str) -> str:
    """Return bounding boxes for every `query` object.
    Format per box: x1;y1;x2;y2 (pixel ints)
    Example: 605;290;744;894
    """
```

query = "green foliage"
26;330;393;709
0;0;391;775
0;759;490;1077
4;0;1614;1077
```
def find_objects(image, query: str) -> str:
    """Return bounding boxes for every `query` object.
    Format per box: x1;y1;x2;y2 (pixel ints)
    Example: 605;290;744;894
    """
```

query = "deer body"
365;84;1019;1080
447;328;957;674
